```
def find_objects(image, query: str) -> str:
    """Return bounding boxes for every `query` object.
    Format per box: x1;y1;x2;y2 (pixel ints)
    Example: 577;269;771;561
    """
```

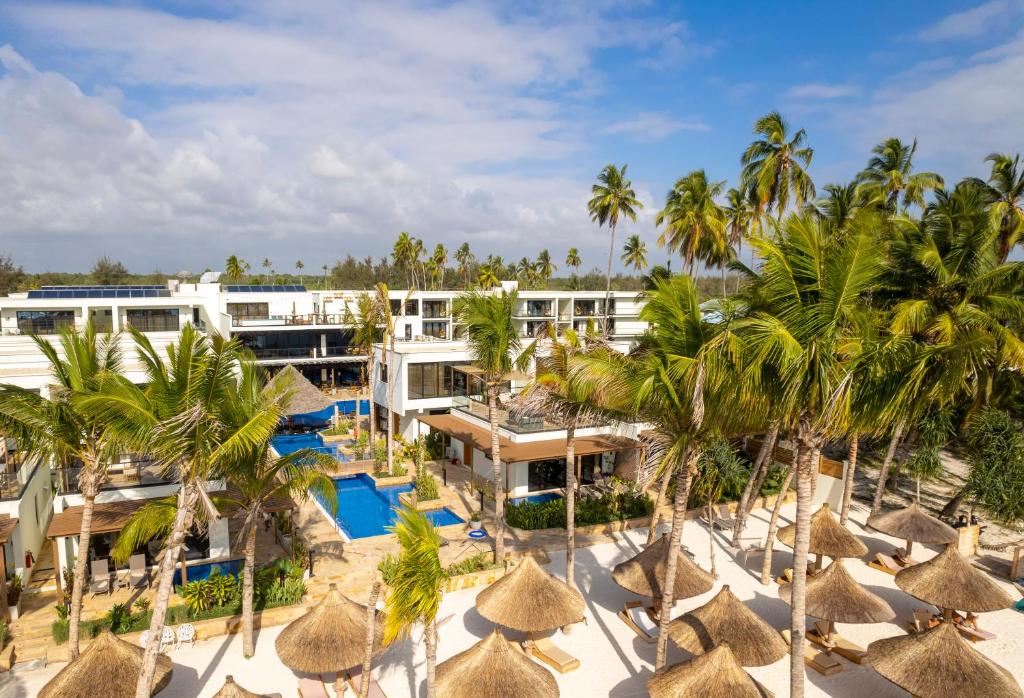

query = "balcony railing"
15;318;76;335
126;317;180;332
57;457;171;495
422;304;448;319
453;396;559;435
0;452;35;500
232;313;350;327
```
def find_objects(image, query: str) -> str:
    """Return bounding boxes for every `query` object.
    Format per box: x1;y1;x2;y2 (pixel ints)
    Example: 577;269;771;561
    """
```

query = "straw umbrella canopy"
436;629;559;698
777;503;868;569
275;584;383;674
867;502;958;557
39;631;173;698
267;364;335;416
475;556;584;633
895;544;1014;615
612;534;714;603
778;560;894;642
212;676;267;698
866;621;1023;698
647;644;772;698
667;585;787;667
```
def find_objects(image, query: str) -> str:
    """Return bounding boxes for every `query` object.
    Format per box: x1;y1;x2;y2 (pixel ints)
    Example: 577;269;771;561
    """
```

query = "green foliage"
374;439;388;469
134;598;150;614
322;418;352;436
106;602;134;634
759;464;789;496
964;408;1024;525
444;552;498;577
355;431;370;459
0;619;7;648
5;574;21;606
690;439;749;507
424;430;445;460
377;553;400;586
181;579;214;614
413;456;440;501
382;507;446;646
506;490;652;531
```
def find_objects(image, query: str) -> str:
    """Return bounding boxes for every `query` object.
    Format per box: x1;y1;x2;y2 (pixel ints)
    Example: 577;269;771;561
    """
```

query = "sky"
1;0;1022;274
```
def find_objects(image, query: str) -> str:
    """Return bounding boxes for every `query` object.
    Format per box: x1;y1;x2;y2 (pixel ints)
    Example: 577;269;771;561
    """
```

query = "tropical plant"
565;247;581;274
741;111;815;217
344;293;383;443
224;256;247;282
655;170;728;276
620;234;648;273
971;152;1024;263
515;257;537;289
962;408;1024;525
588;164;643;337
392;232;416;289
430;244;448;290
813;182;861;236
295;260;304;276
691;438;747;577
535;249;556;286
723;186;757;290
476;262;500;290
455;243;474;289
856;137;942;212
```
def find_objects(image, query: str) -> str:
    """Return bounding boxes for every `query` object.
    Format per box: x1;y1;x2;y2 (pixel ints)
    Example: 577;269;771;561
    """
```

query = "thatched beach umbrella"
777;503;868;569
779;559;894;642
667;585;787;667
867;621;1023;698
612;534;714;603
867;502;958;557
647;644;772;698
267;364;335;416
39;631;173;698
436;629;559;698
895;544;1014;614
212;676;266;698
275;584;383;675
476;556;584;633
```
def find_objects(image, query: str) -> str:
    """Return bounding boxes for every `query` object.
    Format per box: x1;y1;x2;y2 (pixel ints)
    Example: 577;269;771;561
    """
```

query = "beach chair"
176;623;196;650
781;629;842;676
955;622;996;643
905;608;936;634
160;626;176;652
809;621;866;664
715;504;737;530
527;635;581;673
89;558;110;596
868;552;902;576
347;666;388;698
128;554;149;589
297;677;329;698
617;600;658;644
736;539;765;568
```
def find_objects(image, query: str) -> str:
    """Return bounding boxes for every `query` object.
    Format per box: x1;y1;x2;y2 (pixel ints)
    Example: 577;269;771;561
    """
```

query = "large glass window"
528;459;566;491
407;362;457;399
227;302;269;320
422;300;447;319
16;310;75;334
423;321;447;339
126;309;180;332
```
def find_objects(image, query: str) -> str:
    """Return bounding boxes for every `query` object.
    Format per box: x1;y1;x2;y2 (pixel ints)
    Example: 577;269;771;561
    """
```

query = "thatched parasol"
39;631;173;698
779;560;894;641
212;676;266;698
777;503;869;567
275;584;383;674
267;364;335;416
612;534;714;602
647;644;772;698
895;544;1014;613
867;502;958;557
475;556;584;633
867;621;1023;698
436;629;559;698
667;585;787;667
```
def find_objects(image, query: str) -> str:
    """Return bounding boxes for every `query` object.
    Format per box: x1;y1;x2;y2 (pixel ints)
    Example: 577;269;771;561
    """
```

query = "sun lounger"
89;558;110;596
905;608;937;634
868;552;902;576
347;667;387;698
715;504;737;529
617;600;658;644
298;676;329;698
781;629;842;676
736;539;765;568
777;568;794;585
809;621;866;664
128;553;149;589
527;635;581;673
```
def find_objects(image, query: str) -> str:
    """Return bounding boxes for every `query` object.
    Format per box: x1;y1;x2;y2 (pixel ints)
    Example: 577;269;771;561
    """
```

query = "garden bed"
370;472;413;487
398;491;444;511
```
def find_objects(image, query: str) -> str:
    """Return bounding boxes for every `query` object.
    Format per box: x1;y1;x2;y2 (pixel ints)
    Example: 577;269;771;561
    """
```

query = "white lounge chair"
617;600;658;644
89;558;110;596
160;626;176;652
176;623;196;649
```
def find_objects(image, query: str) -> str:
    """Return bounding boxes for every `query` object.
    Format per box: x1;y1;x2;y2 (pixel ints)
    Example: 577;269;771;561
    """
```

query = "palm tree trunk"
839;433;859;526
733;424;779;544
707;504;716;578
646;465;673;546
359;574;381;698
871;418;907;514
565;424;577;590
655;449;695;670
940;484;970;519
368;352;377;449
603;222;616;338
424;619;437;698
488;385;505;566
789;436;817;698
720;266;727;298
135;482;199;698
354;365;364;439
760;462;795;586
241;520;258;657
67;483;99;659
386;334;396;475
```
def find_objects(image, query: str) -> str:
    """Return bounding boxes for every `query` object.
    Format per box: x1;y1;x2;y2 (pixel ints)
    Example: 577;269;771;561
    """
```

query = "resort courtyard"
5;498;1022;697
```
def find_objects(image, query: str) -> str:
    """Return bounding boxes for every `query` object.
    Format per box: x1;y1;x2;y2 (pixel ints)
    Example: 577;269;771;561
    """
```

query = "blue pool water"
272;433;351;461
335;399;370;416
510;491;564;506
316;473;464;539
173;558;244;587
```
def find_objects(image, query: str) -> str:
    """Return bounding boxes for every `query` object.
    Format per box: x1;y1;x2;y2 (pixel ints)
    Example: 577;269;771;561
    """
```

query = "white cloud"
917;0;1023;42
786;82;861;100
604;112;710;142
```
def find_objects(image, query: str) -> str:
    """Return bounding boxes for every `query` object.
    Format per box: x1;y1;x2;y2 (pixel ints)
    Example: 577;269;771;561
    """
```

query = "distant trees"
0;255;25;296
90;256;129;285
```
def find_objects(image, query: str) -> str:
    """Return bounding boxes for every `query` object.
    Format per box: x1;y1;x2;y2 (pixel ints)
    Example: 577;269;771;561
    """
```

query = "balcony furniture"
89;559;111;596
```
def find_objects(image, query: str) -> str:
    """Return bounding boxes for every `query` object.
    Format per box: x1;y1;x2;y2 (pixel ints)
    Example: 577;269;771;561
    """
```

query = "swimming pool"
272;433;352;461
510;491;564;506
173;558;244;587
335;399;370;416
315;473;465;539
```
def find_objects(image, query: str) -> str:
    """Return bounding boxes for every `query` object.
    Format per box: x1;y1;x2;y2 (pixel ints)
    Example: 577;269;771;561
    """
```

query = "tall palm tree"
375;283;400;474
383;507;446;698
620;234;648;273
411;238;426;291
431;244;448;290
224;256;246;282
0;323;122;659
454;290;529;565
392;232;415;289
723;187;754;262
813;182;861;234
856;137;943;212
656;170;728;275
565;247;581;274
741;111;815;217
345;293;383;443
476;262;499;290
588;164;643;337
535;249;556;287
321;264;329;289
81;326;281;698
455;243;474;288
295;260;304;280
515;258;536;289
971;152;1024;263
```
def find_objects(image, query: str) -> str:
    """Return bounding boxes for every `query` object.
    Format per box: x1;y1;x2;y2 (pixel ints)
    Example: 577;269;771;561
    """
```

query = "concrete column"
110;304;121;331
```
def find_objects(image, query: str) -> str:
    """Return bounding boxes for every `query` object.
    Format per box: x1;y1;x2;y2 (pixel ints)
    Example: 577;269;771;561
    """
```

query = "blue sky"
1;1;1022;273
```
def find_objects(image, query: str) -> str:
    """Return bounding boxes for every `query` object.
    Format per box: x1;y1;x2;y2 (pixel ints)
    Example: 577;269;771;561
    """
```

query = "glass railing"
56;458;172;494
452;396;557;434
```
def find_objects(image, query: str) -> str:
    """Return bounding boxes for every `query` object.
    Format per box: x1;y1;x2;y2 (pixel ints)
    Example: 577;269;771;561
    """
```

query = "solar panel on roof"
224;285;307;293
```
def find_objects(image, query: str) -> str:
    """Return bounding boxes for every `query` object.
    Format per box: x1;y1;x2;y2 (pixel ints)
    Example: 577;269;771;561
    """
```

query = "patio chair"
735;539;766;568
781;629;842;676
298;676;330;698
616;600;657;644
715;504;737;529
160;626;176;652
809;620;867;664
347;666;388;698
526;634;580;673
128;554;149;589
176;623;196;650
698;508;731;531
89;558;110;596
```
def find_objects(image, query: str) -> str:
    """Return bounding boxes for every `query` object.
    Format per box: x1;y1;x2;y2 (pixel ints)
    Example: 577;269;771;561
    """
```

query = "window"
380;364;388;383
407;362;457;399
227;302;269;320
422;300;447;318
423;321;447;339
405;299;419;316
126;308;179;332
404;324;412;341
525;300;552;317
389;299;402;316
528;459;566;491
16;310;74;334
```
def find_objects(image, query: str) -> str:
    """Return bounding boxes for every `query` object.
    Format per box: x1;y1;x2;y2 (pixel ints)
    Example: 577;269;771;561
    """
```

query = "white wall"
0;456;53;585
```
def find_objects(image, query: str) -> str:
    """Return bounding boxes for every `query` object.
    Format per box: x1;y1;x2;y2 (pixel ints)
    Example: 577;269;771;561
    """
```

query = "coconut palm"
971;152;1024;263
392;232;415;289
476;262;500;290
454;290;530;565
224;256;246;282
535;249;556;287
691;439;748;578
656;170;728;275
741;111;815;217
588;164;643;337
620;234;648;273
856;138;942;212
0;323;122;659
80;326;281;698
723;186;756;286
375;283;401;474
431;244;448;290
411;238;427;291
295;260;304;279
345;293;383;443
813;182;861;234
383;507;446;698
455;243;474;288
321;264;329;289
515;258;537;289
565;247;581;273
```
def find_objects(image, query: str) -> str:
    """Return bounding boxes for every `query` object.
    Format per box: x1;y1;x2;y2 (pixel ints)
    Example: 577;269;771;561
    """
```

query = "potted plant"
6;574;22;621
469;510;483;531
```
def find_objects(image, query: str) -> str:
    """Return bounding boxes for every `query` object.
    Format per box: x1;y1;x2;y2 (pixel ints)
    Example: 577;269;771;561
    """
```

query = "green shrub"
0;619;8;648
377;553;399;586
444;552;497;577
506;490;652;531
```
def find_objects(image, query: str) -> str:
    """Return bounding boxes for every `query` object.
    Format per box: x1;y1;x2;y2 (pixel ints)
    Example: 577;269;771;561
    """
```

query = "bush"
759;463;789;496
377;553;399;586
506;490;652;531
444;552;497;577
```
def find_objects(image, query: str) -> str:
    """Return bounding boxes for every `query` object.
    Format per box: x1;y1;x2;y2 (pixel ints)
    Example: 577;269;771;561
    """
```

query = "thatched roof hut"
895;544;1014;613
436;629;559;698
275;584;383;673
778;560;894;624
266;365;334;416
867;503;958;547
777;503;868;559
647;644;772;698
475;556;584;633
212;676;266;698
667;585;787;667
867;621;1023;698
38;631;173;698
612;534;714;601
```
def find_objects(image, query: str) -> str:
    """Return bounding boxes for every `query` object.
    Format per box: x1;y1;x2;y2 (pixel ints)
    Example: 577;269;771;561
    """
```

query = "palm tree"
565;247;581;274
455;243;474;288
620;234;648;273
0;323;122;659
411;238;426;291
261;258;273;283
321;264;329;289
515;258;536;289
741;111;815;217
392;232;414;289
722;186;754;263
535;249;556;287
476;262;499;290
81;326;281;698
345;293;383;443
224;256;246;282
692;439;747;578
295;260;304;280
856;137;943;212
383;507;446;698
656;170;728;275
972;152;1024;263
454;290;528;565
431;244;448;290
375;283;399;474
588;164;643;337
813;182;860;234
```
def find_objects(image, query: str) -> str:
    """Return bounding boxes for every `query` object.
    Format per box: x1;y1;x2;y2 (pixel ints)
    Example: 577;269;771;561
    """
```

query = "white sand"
3;501;1022;698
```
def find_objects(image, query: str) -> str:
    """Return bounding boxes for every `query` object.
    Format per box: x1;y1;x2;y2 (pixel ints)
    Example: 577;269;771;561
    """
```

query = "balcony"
56;457;172;495
422;302;448;320
0;452;36;501
125;317;180;332
231;313;349;328
453;396;561;434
